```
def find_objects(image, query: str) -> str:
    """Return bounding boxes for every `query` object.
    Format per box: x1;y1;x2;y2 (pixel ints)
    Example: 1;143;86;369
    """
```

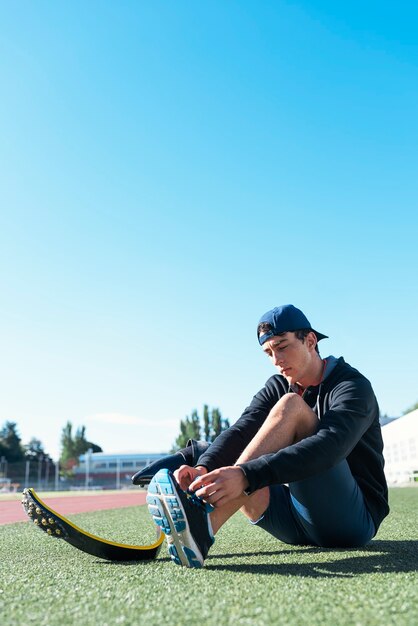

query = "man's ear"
306;331;318;351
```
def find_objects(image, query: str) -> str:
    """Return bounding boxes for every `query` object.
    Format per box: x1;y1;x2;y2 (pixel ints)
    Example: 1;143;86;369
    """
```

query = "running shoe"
146;468;214;568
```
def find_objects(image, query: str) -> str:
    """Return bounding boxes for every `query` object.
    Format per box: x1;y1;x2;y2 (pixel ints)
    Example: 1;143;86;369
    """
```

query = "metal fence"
0;457;61;492
0;458;142;492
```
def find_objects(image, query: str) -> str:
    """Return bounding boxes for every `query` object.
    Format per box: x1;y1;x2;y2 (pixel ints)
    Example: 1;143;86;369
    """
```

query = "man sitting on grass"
146;304;389;568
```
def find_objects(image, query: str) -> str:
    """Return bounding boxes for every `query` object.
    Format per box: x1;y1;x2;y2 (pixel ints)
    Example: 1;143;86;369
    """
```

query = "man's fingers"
191;467;248;506
194;481;217;500
175;465;197;490
190;469;218;491
190;477;208;491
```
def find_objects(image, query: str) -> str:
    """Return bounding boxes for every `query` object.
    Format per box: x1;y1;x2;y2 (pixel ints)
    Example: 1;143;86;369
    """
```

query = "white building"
382;409;418;485
74;451;166;488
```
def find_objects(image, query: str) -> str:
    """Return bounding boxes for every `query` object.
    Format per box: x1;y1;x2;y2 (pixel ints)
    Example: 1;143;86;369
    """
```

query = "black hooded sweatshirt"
197;357;389;531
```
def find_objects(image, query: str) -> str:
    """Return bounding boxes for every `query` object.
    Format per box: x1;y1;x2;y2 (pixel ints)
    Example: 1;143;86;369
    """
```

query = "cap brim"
313;330;328;341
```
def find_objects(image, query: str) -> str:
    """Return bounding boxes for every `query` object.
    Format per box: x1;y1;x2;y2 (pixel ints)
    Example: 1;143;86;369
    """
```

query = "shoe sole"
146;469;205;568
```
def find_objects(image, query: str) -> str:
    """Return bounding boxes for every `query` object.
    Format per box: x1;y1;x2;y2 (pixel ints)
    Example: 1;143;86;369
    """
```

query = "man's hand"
174;465;208;491
189;466;249;507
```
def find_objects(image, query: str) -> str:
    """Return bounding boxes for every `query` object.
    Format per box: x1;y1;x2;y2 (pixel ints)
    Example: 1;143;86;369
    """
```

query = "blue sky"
1;1;417;460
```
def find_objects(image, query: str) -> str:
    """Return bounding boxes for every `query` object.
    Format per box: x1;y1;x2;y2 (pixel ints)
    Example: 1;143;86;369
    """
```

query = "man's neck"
297;356;325;390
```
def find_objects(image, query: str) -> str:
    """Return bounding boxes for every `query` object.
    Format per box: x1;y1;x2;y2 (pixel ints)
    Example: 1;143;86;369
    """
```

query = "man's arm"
239;377;378;493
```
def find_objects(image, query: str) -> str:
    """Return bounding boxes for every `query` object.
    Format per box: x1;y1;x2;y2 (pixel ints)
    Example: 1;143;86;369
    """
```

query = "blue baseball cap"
257;304;328;346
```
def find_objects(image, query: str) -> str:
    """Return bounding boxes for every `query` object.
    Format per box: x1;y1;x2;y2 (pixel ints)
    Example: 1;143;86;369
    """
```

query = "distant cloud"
86;413;144;425
86;412;178;427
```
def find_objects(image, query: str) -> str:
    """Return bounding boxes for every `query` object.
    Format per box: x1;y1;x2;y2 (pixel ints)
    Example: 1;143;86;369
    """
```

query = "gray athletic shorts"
253;460;376;548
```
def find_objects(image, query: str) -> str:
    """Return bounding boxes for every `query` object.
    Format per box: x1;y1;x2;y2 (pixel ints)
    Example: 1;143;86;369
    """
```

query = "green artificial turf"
1;488;417;626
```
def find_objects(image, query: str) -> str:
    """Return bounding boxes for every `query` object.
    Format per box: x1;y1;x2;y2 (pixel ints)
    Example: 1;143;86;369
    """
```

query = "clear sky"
1;1;417;460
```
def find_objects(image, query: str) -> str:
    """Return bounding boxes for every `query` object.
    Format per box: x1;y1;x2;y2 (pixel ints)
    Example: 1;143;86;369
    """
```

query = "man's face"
260;331;317;386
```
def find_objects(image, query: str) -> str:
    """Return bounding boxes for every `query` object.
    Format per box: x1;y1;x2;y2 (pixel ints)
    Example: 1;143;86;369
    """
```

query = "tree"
173;409;201;451
0;422;24;463
60;421;102;472
203;404;210;442
24;437;52;462
60;421;76;469
172;406;230;451
210;409;229;441
74;425;89;456
74;425;103;455
0;438;7;459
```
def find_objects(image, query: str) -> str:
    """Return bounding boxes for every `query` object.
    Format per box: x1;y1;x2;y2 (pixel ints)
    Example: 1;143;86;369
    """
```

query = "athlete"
146;304;389;567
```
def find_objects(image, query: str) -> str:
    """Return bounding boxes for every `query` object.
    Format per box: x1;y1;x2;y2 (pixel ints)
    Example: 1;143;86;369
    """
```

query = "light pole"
37;455;43;491
45;458;50;489
24;459;30;489
55;460;59;491
0;456;7;479
116;457;121;490
85;448;92;490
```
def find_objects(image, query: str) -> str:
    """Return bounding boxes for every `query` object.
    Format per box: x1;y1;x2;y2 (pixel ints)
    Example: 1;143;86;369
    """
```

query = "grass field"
1;488;417;626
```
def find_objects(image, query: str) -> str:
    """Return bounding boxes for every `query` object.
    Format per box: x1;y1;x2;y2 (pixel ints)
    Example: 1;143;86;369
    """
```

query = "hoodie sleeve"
238;376;378;493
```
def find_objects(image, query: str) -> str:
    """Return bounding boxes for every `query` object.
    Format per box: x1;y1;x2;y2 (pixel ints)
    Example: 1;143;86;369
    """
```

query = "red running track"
0;491;147;525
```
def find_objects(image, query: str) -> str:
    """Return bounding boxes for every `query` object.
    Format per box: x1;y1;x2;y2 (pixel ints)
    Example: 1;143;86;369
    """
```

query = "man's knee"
269;393;318;438
271;392;305;412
